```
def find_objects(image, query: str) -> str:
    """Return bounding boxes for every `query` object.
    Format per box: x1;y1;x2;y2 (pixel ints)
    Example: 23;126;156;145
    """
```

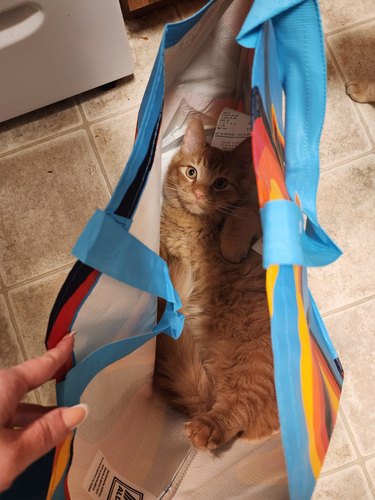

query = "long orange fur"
154;117;279;450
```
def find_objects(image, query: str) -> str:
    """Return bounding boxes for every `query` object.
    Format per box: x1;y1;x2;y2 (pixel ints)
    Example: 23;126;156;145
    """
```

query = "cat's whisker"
215;208;235;217
215;208;250;221
165;186;181;195
214;204;237;213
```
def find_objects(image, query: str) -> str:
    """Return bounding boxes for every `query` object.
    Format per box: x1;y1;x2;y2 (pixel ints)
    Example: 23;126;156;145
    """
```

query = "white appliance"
0;0;134;122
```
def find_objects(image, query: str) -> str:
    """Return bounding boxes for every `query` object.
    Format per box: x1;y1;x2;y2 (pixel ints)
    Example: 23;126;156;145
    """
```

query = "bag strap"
237;0;325;220
261;200;341;268
73;209;184;338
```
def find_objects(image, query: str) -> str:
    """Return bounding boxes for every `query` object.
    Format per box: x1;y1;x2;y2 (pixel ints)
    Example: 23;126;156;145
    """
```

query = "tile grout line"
0;123;84;160
0;273;43;405
317;281;375;489
321;293;375;319
320;460;359;478
76;100;114;196
325;40;375;150
325;38;375;150
320;149;375;175
78;99;141;127
319;409;375;495
0;263;76;405
0;273;27;360
349;108;375;150
320;416;358;478
0;100;141;160
340;407;368;465
0;263;77;404
319;458;374;490
324;15;375;38
85;102;143;193
335;409;375;495
0;263;74;293
0;101;84;158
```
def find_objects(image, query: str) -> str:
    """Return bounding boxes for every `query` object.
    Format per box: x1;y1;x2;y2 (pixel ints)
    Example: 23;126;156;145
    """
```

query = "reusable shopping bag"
13;1;345;499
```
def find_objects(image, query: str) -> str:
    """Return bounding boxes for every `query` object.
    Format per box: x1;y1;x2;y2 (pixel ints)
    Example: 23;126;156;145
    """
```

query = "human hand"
0;334;88;492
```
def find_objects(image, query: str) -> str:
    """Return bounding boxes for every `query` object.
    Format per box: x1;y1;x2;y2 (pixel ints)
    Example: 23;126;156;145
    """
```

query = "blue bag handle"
260;200;341;268
237;0;342;267
72;209;184;340
237;0;325;218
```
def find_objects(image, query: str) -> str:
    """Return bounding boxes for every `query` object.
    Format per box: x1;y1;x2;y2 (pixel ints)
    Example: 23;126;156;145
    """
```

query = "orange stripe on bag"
46;433;73;500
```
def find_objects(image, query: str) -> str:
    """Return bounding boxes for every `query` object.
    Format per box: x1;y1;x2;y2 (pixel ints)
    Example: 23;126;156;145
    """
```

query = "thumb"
11;404;88;484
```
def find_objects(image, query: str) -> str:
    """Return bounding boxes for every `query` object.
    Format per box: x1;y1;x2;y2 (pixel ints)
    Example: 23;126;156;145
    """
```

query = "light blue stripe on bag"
270;265;315;498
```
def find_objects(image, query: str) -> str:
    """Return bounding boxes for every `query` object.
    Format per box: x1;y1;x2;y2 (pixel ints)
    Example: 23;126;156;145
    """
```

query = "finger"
13;403;55;428
9;334;75;399
3;404;88;490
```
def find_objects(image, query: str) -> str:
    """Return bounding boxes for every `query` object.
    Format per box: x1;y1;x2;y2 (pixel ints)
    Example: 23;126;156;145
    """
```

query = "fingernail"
62;403;89;430
60;331;76;344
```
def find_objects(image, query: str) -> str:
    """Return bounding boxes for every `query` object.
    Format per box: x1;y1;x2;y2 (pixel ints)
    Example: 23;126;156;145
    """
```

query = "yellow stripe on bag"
269;178;285;201
46;432;74;500
294;266;321;479
266;265;279;317
271;105;285;149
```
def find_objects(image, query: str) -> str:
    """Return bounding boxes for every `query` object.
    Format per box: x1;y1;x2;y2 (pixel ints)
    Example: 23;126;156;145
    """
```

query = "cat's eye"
213;177;227;190
186;166;197;179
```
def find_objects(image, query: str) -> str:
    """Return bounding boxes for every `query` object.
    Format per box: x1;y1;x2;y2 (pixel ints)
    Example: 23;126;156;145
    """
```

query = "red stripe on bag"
252;115;289;208
46;269;100;381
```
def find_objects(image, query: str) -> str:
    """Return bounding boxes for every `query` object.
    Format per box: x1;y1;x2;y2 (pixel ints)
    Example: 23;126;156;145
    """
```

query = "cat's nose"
194;190;205;200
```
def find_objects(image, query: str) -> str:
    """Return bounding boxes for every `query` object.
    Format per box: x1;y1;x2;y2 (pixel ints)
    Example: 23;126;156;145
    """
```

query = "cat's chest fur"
160;202;267;337
160;205;226;332
161;206;221;270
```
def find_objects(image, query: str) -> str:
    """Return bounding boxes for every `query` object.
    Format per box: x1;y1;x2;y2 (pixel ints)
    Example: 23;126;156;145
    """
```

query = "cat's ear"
181;116;206;155
231;138;252;167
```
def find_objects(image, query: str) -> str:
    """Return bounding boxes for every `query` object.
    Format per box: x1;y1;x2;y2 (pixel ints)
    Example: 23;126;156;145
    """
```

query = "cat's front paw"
185;416;225;450
220;238;250;264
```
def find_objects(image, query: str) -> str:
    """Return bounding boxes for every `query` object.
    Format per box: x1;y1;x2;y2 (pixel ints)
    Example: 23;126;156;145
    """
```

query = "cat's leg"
155;249;214;415
185;392;279;450
168;256;194;305
220;204;261;264
185;341;278;450
185;397;247;450
154;323;214;417
346;79;375;103
156;257;193;321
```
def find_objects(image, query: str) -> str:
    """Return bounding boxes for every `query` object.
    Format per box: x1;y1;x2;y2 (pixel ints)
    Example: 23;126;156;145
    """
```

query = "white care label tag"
211;108;251;150
252;237;263;256
83;451;157;500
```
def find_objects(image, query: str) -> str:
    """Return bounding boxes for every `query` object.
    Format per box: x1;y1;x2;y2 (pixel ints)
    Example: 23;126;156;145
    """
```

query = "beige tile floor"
0;0;374;497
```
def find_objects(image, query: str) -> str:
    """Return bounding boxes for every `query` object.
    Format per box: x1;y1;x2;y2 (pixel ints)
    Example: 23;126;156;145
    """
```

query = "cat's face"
164;117;253;219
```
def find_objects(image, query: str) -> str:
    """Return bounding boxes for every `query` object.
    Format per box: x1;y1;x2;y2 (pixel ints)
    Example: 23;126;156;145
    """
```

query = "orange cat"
154;116;279;450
